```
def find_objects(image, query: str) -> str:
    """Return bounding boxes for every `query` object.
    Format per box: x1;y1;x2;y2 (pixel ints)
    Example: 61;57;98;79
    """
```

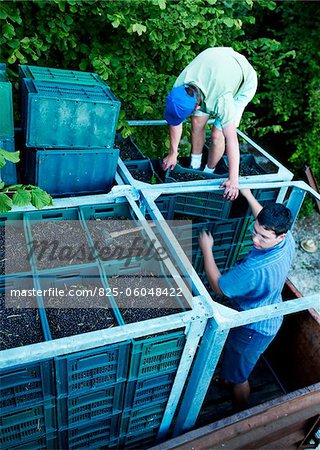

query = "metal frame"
138;180;319;436
1;175;319;442
118;125;293;188
0;186;216;440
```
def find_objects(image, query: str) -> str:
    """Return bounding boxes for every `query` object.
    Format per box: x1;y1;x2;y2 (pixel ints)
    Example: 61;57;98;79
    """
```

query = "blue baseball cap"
164;85;197;126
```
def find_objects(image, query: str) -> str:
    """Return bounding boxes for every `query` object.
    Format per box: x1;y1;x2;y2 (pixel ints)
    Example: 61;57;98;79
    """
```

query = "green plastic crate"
0;399;56;448
22;79;120;149
0;360;55;414
129;330;186;380
6;433;57;450
120;401;167;435
0;137;17;186
19;65;106;87
155;191;232;221
58;415;120;450
0;82;14;138
124;372;176;410
26;147;119;196
55;341;130;397
57;382;125;429
0;63;7;82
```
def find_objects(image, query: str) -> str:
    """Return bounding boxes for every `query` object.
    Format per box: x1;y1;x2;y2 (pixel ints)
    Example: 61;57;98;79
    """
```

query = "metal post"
173;319;229;435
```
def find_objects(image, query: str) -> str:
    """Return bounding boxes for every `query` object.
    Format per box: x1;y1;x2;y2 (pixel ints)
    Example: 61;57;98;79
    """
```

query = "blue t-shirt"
218;231;295;336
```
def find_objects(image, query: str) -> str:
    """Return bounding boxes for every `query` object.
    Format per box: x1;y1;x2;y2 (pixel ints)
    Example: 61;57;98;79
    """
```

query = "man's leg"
207;125;225;169
191;115;209;155
232;380;250;411
190;115;209;169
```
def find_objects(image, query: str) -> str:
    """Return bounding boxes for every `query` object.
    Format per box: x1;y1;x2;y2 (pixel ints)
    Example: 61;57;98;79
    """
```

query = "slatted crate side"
19;65;106;87
124;159;163;184
0;82;14;138
23;79;121;149
120;401;167;436
119;428;158;449
0;137;17;186
0;360;55;414
58;415;120;450
129;330;186;380
80;201;135;221
55;341;130;397
57;382;125;429
0;399;56;448
25;148;119;196
155;192;232;221
5;433;58;450
124;372;176;411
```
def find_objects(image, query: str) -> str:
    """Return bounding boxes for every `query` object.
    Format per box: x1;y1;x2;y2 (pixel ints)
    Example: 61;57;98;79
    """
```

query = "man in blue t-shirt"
199;189;295;410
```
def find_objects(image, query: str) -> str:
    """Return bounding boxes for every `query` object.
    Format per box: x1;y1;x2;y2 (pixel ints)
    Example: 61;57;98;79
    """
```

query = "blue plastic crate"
129;330;186;380
0;360;55;414
0;216;31;276
6;433;58;450
0;399;56;448
19;65;106;87
120;430;158;449
26;147;119;196
120;401;167;436
22;79;121;148
58;415;120;450
57;382;125;429
124;372;176;410
0;137;17;186
155;191;232;221
0;82;14;138
124;159;163;185
55;341;130;397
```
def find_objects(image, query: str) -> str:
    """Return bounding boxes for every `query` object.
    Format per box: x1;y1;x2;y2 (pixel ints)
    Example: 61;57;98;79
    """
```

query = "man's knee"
191;116;208;133
210;126;224;147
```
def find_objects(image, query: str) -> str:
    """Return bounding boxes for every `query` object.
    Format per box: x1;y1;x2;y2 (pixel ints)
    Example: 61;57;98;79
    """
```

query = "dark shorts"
220;326;276;384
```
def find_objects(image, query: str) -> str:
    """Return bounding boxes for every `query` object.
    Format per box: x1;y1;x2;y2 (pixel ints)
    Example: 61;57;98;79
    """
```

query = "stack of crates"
19;65;121;196
0;190;206;449
0;63;17;185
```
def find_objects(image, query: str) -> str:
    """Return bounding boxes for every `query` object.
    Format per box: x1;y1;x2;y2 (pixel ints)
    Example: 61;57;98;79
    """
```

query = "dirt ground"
288;211;320;296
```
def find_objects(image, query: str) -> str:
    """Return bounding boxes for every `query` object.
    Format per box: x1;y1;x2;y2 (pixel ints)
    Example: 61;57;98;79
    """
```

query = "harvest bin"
118;130;293;186
21;79;121;148
0;189;211;449
25;147;119;196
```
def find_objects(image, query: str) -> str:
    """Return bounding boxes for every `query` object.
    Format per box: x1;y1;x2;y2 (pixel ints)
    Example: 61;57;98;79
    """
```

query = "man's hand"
220;179;239;201
199;231;214;254
163;153;178;171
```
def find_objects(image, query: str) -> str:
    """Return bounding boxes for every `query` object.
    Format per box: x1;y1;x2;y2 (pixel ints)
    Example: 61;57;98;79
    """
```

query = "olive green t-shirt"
173;47;255;127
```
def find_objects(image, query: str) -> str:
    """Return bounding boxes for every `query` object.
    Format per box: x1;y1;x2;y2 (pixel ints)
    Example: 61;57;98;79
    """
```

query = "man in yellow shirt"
163;47;257;200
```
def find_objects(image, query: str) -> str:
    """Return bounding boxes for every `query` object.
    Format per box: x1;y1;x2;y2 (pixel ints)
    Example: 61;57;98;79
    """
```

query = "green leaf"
30;188;53;209
132;23;147;36
8;54;16;64
157;0;166;10
0;155;5;169
0;150;20;164
12;189;32;207
0;194;13;213
111;19;120;28
0;182;4;189
3;23;15;40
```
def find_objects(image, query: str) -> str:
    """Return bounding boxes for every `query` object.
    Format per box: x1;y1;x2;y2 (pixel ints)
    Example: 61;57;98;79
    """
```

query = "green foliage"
0;148;53;212
0;0;318;186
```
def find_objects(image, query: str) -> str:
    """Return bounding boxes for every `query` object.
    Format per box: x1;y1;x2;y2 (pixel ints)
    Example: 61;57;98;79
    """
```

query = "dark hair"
257;203;293;236
185;84;201;106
